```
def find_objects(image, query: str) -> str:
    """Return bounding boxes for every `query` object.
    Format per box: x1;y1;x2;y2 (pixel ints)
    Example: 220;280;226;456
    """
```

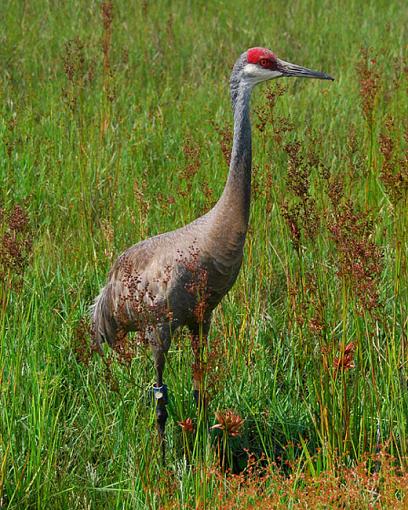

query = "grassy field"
1;0;407;508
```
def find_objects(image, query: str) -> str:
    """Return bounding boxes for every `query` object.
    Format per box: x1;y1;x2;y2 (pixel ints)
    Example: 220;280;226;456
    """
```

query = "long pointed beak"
277;59;334;81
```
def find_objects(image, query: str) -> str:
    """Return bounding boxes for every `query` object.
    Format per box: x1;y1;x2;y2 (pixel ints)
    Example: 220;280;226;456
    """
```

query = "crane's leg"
190;319;211;413
147;324;171;464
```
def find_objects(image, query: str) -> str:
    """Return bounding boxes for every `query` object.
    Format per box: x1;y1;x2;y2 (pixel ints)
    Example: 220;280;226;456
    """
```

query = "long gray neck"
216;79;253;230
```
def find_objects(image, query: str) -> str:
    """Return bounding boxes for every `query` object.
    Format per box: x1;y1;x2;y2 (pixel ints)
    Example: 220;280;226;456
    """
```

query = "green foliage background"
0;0;407;508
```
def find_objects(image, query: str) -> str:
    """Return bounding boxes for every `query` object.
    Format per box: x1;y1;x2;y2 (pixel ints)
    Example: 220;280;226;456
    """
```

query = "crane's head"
238;47;334;85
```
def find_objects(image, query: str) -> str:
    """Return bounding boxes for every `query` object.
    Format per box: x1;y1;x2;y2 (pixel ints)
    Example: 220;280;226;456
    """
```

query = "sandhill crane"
92;47;333;452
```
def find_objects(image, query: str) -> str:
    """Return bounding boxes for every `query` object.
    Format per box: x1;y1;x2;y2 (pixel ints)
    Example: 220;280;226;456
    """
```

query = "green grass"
1;0;407;508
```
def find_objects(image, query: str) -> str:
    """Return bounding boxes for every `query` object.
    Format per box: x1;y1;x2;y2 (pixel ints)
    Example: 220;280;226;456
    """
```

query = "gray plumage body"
92;199;246;346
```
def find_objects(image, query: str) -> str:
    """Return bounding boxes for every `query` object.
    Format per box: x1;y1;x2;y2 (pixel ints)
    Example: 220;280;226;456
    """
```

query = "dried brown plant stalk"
328;198;382;315
0;204;32;308
379;116;408;205
356;47;381;125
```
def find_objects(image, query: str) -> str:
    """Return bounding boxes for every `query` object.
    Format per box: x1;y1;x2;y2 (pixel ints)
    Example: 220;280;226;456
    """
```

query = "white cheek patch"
243;63;282;83
244;63;266;76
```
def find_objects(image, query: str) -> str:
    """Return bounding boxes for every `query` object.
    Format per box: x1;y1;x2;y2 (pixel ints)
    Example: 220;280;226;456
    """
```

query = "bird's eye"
259;58;269;67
